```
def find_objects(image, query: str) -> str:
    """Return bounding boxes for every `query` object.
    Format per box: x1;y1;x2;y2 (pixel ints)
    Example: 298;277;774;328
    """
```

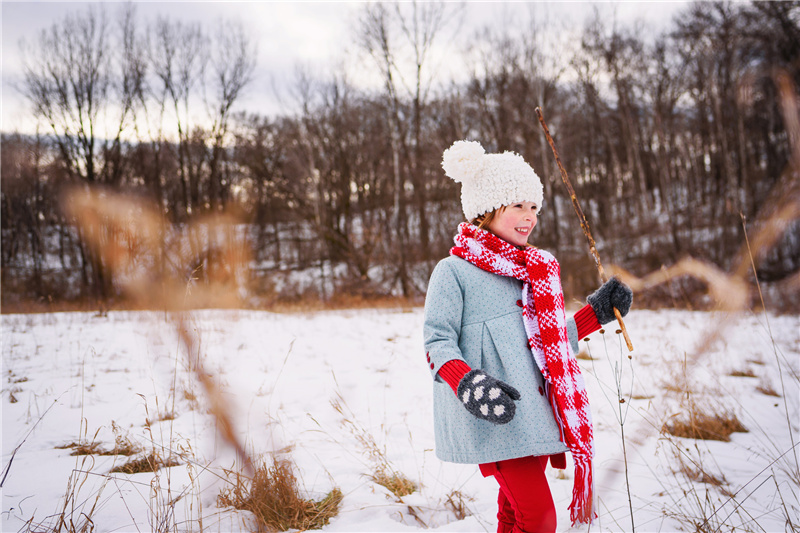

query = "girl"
423;140;632;532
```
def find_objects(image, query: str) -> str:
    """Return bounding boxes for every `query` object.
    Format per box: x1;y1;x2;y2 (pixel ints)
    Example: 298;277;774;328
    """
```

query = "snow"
2;307;799;532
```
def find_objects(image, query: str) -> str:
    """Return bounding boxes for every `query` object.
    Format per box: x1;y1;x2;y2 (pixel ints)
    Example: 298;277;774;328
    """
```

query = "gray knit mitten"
457;370;520;425
587;276;633;325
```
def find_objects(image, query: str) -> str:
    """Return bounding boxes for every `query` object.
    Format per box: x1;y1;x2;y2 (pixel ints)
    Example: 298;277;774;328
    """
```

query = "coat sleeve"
567;316;580;355
423;260;467;383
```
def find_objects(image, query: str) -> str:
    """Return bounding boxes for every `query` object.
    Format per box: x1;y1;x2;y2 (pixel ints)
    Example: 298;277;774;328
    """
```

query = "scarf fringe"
568;456;596;526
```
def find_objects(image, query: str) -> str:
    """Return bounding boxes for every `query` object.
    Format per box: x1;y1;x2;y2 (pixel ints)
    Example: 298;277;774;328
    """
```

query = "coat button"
426;352;431;362
430;363;435;369
538;386;545;396
516;300;523;307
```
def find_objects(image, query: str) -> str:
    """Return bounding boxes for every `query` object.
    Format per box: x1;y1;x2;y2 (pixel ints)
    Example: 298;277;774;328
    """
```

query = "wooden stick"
535;106;634;352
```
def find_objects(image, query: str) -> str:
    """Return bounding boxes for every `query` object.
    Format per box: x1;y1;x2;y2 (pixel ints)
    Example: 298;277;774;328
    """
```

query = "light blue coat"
423;256;580;464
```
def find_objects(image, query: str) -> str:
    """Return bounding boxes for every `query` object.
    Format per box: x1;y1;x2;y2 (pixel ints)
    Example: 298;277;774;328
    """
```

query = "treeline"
2;1;799;310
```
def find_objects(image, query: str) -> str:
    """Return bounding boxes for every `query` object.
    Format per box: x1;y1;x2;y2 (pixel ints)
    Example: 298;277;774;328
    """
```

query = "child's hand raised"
457;369;521;425
587;276;633;325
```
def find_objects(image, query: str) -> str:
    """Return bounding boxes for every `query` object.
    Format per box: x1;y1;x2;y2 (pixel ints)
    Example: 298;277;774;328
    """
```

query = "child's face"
487;201;538;247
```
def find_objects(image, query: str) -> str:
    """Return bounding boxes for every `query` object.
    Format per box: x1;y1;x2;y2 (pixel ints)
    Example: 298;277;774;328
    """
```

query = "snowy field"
2;307;798;532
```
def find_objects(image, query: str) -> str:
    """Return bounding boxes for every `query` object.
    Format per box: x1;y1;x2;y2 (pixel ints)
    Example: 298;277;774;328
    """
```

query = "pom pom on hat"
442;140;485;183
441;140;544;220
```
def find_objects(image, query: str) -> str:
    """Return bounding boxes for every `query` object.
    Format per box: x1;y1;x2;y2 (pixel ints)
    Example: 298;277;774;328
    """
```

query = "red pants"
480;455;557;533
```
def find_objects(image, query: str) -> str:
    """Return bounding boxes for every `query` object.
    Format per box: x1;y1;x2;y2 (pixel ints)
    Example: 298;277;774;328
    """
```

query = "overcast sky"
1;1;689;135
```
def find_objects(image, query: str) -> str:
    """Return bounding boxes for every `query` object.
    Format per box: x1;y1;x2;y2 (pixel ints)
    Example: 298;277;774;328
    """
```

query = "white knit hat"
441;140;544;220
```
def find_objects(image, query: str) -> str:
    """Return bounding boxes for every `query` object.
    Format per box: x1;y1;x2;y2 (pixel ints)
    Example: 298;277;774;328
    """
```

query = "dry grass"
60;188;258;477
371;466;417;498
109;452;180;474
218;458;342;532
183;388;201;410
257;293;422;314
678;462;728;487
331;392;418;500
8;387;21;403
662;378;692;394
144;411;176;427
729;369;757;378
0;293;422;315
56;441;104;456
662;407;748;442
56;424;141;457
756;382;781;397
444;490;474;520
106;427;142;456
631;393;655;400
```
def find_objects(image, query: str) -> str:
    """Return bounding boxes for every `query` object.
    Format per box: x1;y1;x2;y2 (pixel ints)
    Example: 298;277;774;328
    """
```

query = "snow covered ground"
2;307;798;532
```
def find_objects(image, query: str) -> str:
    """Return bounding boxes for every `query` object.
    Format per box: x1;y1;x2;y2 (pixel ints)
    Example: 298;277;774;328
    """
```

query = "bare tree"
20;4;144;299
358;0;462;295
147;17;207;216
206;20;257;211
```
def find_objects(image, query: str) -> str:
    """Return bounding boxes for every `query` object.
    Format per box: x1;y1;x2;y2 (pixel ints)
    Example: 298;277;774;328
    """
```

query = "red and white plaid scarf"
451;222;595;525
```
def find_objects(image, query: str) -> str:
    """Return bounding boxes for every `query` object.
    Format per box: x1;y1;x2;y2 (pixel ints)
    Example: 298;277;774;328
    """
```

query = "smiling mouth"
515;227;531;233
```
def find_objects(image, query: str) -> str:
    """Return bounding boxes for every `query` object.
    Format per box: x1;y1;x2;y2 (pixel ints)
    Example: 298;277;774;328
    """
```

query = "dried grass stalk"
62;188;255;474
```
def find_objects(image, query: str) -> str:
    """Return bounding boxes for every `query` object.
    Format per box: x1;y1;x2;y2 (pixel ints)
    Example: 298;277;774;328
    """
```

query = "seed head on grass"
218;458;342;532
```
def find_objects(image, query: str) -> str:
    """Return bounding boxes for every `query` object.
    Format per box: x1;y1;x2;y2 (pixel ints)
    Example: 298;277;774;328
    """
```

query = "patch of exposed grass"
218;458;342;532
104;433;141;456
109;452;179;474
144;411;176;427
631;393;655;400
57;441;104;456
56;424;142;457
662;375;693;394
662;409;748;442
183;388;200;410
756;383;781;397
729;368;756;377
371;466;417;498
